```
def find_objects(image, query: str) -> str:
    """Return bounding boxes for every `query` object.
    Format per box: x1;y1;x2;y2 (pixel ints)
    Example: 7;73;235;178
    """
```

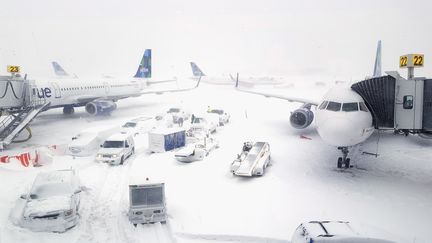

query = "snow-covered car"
166;107;190;124
189;114;218;135
231;141;271;176
67;125;118;156
120;116;154;135
96;133;135;165
175;137;219;162
18;169;82;232
291;221;395;243
208;109;230;126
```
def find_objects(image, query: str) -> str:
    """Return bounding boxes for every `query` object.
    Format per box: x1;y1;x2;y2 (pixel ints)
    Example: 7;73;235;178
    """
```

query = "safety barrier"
0;144;61;167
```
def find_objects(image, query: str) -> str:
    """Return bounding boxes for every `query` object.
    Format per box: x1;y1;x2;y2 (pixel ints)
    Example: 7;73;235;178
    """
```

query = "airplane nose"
317;117;365;147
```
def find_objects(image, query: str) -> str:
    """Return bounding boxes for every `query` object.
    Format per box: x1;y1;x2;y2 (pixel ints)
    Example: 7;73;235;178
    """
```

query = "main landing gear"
337;147;351;169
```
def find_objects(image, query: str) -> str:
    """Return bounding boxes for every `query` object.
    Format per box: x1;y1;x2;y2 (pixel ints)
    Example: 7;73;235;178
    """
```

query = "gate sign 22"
7;65;20;73
400;54;424;68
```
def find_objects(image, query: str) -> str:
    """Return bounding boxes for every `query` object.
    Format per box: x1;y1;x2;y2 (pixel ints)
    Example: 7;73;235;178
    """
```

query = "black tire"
120;156;125;165
345;158;351;169
133;224;137;227
337;157;342;168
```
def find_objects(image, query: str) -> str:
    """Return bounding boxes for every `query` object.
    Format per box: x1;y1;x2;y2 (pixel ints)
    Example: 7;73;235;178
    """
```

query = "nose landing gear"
337;147;351;169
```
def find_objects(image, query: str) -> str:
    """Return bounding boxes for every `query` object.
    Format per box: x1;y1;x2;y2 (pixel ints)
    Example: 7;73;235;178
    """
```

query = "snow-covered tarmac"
0;82;431;243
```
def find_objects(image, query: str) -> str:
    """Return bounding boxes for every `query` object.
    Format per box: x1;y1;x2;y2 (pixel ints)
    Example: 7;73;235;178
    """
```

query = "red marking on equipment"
300;135;312;140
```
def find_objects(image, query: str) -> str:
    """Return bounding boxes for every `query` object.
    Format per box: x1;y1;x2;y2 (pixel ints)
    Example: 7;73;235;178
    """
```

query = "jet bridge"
351;54;432;135
0;72;49;150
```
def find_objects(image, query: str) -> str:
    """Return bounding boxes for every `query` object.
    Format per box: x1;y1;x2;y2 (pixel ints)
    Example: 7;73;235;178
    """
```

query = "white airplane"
235;41;383;168
25;49;200;116
190;62;283;86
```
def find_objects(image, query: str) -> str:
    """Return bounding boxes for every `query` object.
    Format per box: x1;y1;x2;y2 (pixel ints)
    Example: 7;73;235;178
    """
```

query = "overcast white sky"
1;0;431;81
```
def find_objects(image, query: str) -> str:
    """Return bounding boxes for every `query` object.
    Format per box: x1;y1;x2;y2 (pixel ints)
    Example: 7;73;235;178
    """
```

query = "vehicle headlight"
112;154;118;158
97;154;103;158
64;209;73;217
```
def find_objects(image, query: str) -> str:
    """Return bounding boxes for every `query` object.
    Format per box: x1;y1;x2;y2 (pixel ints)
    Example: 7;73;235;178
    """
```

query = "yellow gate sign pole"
7;65;20;73
400;54;424;79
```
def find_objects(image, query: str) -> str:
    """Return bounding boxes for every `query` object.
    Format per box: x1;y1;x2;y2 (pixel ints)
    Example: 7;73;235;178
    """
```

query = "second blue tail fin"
52;61;69;76
190;62;205;77
134;49;152;78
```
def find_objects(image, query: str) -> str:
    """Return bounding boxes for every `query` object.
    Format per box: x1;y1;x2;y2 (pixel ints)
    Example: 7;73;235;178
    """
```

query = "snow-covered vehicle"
96;133;135;165
166;107;190;124
174;137;219;162
128;180;167;225
120;116;154;135
231;141;271;176
208;109;230;126
291;221;396;243
189;114;218;135
67;125;118;156
17;169;82;232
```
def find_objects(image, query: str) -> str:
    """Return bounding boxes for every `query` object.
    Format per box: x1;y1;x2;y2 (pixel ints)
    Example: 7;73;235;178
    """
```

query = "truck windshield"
131;187;164;206
103;140;124;148
122;122;137;128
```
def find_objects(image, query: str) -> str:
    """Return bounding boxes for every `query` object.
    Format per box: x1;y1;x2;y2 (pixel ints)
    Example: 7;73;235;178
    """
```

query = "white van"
96;133;135;165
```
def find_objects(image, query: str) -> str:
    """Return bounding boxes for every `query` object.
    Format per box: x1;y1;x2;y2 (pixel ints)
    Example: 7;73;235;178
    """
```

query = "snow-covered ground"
1;81;431;243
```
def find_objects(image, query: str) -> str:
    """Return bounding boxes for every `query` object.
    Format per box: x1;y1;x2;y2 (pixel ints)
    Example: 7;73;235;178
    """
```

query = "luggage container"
128;180;167;225
148;127;185;152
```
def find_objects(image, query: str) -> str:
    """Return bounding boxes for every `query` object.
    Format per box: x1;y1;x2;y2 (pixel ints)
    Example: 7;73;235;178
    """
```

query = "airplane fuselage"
314;85;374;147
29;77;147;108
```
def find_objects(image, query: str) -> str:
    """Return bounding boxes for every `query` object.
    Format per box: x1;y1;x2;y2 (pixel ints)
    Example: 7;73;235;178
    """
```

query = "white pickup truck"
231;142;271;176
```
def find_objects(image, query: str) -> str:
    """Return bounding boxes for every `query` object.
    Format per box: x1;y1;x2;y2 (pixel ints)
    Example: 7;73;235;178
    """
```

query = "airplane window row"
60;86;104;91
318;101;369;112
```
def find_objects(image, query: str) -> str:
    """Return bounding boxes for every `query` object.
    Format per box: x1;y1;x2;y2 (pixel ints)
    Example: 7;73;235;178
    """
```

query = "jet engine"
290;108;314;129
85;100;117;116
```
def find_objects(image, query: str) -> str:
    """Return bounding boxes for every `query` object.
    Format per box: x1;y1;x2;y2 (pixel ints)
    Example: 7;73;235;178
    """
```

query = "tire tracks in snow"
76;155;175;243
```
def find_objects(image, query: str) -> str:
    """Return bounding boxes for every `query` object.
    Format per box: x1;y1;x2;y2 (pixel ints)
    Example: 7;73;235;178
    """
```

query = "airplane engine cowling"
85;100;117;116
290;108;314;129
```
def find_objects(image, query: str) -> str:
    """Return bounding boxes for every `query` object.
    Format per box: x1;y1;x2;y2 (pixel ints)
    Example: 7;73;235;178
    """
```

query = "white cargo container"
128;180;167;225
148;127;186;153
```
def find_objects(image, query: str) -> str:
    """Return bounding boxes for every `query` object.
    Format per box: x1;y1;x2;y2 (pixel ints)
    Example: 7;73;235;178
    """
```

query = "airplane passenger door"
51;82;61;98
103;82;110;95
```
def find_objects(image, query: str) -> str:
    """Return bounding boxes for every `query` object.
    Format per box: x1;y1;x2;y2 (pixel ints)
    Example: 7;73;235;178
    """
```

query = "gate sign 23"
7;65;20;73
400;54;424;68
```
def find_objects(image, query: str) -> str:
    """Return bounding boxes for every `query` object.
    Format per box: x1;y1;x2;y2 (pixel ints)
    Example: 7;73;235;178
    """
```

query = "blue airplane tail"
134;49;152;78
190;62;205;77
52;61;69;76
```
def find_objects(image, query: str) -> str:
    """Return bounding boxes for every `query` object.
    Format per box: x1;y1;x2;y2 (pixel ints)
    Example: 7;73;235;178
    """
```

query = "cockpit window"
359;102;369;112
326;102;341;111
342;102;359;112
318;101;328;110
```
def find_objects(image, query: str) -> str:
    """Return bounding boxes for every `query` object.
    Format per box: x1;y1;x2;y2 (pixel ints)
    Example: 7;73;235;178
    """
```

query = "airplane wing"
234;74;319;106
146;77;178;85
139;76;201;95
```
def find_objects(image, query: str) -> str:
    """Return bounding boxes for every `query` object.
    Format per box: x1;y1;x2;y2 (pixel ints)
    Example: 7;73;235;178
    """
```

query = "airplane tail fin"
190;62;205;77
52;61;69;76
373;40;382;77
134;49;152;78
